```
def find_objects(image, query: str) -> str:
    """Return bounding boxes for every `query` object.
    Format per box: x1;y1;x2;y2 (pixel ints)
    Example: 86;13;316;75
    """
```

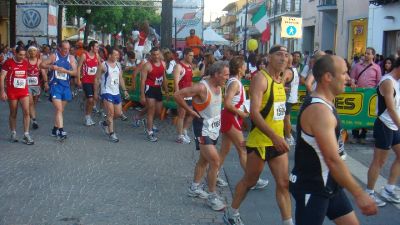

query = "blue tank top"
50;51;72;87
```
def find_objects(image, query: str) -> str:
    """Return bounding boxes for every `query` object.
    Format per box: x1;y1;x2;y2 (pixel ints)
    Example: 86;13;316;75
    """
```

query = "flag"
261;23;271;43
252;3;268;33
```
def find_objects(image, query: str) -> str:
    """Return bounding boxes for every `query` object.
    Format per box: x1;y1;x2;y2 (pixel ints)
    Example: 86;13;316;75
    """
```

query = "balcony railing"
370;0;399;6
318;0;337;6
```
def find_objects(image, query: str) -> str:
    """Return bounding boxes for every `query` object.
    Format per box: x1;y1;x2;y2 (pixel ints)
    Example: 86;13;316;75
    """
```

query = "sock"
231;207;239;215
208;191;217;197
366;189;374;194
386;184;395;192
191;182;200;190
85;115;90;120
183;129;188;136
11;130;16;134
282;218;294;225
24;132;29;136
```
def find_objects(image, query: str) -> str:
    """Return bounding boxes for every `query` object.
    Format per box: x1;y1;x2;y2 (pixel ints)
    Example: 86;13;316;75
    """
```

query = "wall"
367;2;400;55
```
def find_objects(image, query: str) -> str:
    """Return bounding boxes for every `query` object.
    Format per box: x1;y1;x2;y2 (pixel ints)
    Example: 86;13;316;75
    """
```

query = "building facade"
368;0;400;58
302;0;370;59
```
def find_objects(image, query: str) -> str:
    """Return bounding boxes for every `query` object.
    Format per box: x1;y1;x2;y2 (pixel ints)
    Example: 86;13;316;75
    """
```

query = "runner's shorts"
7;89;29;100
373;118;400;150
101;93;122;105
144;85;163;102
291;189;353;225
28;86;41;96
247;146;285;161
49;84;72;101
221;108;243;133
82;83;94;98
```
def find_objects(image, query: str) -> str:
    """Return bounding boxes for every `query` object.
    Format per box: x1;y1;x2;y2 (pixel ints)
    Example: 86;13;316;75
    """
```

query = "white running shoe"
207;193;226;211
216;177;228;187
176;135;191;144
250;178;269;190
188;185;209;199
381;188;400;204
223;208;244;225
368;192;386;207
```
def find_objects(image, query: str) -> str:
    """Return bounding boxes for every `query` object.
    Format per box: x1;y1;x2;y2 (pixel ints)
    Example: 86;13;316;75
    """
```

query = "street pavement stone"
0;96;231;225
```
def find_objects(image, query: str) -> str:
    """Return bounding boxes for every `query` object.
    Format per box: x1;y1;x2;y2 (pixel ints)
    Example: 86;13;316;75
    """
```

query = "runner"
218;56;269;189
283;54;299;145
289;55;377;225
0;45;34;144
174;61;229;211
27;46;47;130
223;45;293;225
140;47;169;142
77;40;101;126
173;48;194;144
366;57;400;206
94;47;129;143
40;40;77;140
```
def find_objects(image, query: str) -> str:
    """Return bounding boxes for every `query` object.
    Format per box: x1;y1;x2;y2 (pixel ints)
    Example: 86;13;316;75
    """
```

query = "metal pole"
10;0;16;47
161;0;173;48
273;0;277;45
174;17;177;49
57;5;63;44
243;0;248;54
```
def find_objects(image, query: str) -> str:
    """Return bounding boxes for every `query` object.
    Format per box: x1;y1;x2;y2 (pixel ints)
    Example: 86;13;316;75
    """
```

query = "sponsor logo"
23;9;41;28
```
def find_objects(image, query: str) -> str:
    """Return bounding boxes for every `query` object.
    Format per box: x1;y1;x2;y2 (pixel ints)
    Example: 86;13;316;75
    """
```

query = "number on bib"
13;78;26;88
27;77;39;85
273;102;286;121
87;67;97;75
155;77;163;86
55;71;68;80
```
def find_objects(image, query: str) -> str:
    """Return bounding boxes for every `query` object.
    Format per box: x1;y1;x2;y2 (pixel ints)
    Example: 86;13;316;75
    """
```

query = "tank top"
225;77;245;110
27;59;40;87
81;52;98;84
287;67;299;103
3;58;29;91
145;61;164;87
246;69;286;147
100;61;121;95
192;80;222;140
376;74;400;130
290;96;344;196
50;51;72;87
178;62;193;89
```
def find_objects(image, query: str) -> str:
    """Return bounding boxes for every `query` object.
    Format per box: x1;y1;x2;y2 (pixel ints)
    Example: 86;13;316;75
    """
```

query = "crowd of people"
1;32;400;225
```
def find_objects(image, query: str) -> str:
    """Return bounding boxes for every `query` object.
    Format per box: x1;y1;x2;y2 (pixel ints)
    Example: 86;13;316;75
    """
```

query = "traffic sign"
281;17;302;38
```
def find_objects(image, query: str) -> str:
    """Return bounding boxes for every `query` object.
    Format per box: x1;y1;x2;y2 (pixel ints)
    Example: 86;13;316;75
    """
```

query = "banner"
124;74;377;129
16;4;48;36
172;0;203;40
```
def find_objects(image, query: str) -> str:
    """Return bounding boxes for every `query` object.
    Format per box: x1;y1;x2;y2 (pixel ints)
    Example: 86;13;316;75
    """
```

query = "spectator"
292;51;303;74
164;50;177;74
381;57;394;75
185;29;202;62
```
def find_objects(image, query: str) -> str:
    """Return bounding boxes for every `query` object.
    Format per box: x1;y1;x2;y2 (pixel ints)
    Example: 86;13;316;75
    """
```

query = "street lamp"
83;8;92;45
122;23;126;46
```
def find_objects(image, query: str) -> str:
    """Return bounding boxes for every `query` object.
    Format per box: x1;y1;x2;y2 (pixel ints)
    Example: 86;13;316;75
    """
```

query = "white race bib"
13;78;26;88
206;115;221;133
55;71;68;80
112;77;119;86
27;77;39;85
87;66;97;76
273;102;286;121
155;77;163;86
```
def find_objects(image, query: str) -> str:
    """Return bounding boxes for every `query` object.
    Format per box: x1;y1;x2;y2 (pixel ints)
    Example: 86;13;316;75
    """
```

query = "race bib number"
87;67;97;76
27;77;39;85
13;78;26;88
155;77;163;86
206;115;221;132
55;71;68;80
112;78;119;86
273;102;286;121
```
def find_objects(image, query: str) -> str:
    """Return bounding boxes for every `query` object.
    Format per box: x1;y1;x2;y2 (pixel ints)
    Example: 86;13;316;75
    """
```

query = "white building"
367;0;400;57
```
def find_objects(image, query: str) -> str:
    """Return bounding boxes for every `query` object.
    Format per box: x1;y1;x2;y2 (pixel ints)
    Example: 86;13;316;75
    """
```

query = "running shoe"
32;120;39;130
109;132;119;143
10;131;18;143
176;135;191;144
207;193;226;211
381;188;400;204
339;150;347;161
368;192;386;207
250;178;269;190
23;134;34;145
152;124;159;133
57;130;67;141
51;128;57;137
85;116;96;126
223;208;244;225
216;176;228;187
187;185;209;199
120;113;128;121
132;115;143;128
99;121;109;135
146;131;158;142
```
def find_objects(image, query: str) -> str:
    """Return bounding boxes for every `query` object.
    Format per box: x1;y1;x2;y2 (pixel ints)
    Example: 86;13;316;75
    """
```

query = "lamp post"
122;23;126;46
83;8;92;45
243;0;248;54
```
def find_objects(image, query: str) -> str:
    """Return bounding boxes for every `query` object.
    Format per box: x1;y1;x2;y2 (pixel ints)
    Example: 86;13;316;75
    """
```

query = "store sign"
281;16;302;39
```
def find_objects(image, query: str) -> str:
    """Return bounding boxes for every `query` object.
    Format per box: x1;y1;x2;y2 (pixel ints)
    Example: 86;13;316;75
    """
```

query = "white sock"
85;115;90;120
231;207;239;215
24;132;29;136
386;184;395;192
11;130;16;134
282;218;294;225
366;189;374;194
191;182;200;189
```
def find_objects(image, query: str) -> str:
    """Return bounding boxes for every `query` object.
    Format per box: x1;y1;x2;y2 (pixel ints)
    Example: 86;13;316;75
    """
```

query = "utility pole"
161;0;173;48
10;0;16;47
243;0;248;53
57;5;63;44
273;0;278;45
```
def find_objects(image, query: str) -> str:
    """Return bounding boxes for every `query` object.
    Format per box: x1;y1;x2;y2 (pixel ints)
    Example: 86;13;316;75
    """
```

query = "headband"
269;46;288;54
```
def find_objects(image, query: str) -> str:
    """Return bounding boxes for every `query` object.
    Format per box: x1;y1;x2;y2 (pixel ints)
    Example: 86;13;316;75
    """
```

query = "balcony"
220;15;236;27
370;0;399;6
268;0;301;20
317;0;337;11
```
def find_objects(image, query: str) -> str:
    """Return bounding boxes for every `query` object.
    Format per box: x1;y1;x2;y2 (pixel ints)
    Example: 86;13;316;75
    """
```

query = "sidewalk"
0;98;231;225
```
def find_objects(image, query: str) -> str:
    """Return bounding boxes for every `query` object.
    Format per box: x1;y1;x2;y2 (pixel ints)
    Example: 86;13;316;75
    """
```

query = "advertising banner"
172;0;203;40
16;4;48;36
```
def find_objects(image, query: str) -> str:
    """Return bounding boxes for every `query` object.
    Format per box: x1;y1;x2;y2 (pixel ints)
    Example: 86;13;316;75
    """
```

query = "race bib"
273;102;286;121
27;77;39;85
87;66;97;75
55;71;68;80
112;77;119;86
155;77;163;86
13;78;26;88
206;115;221;133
